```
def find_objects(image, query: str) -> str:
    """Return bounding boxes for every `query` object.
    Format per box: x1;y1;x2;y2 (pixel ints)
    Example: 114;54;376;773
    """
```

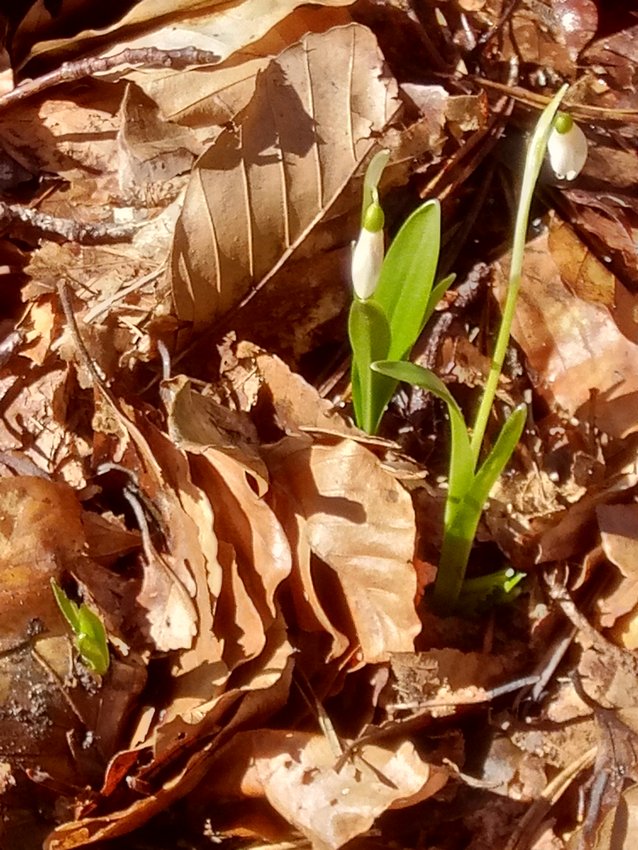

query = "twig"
0;201;139;244
335;673;539;771
0;47;219;111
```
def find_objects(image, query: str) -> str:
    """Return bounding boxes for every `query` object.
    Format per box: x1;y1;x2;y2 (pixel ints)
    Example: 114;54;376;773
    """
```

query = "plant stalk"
469;84;569;468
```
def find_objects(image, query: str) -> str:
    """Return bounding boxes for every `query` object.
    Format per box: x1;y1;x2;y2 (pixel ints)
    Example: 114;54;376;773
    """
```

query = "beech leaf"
170;23;401;324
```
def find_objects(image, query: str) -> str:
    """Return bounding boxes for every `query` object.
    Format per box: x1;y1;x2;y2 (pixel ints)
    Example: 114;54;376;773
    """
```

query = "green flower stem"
469;84;569;468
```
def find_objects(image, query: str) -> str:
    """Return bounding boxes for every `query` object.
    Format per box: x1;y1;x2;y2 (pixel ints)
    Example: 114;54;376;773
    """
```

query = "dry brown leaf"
495;220;638;438
202;730;448;850
125;5;353;128
132;419;224;669
265;436;419;662
596;504;638;633
170;23;401;324
117;83;202;195
162;374;292;670
0;477;145;785
217;339;357;435
570;782;638;850
547;218;615;307
19;0;355;67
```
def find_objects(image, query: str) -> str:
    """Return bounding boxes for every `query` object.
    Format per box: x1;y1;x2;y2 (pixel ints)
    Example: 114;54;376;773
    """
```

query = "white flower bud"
351;196;384;300
547;114;588;181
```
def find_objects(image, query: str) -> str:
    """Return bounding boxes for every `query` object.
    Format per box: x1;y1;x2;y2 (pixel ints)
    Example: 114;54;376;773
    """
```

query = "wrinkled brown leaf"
203;730;448;850
265;436;420;662
170;23;401;324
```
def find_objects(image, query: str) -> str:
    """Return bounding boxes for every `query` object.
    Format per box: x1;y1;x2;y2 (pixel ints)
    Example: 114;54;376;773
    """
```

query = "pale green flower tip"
351;226;384;300
553;111;574;134
547;120;587;181
362;196;385;233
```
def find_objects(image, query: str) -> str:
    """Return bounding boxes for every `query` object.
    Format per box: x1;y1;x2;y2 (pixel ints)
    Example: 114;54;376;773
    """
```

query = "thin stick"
0;47;219;111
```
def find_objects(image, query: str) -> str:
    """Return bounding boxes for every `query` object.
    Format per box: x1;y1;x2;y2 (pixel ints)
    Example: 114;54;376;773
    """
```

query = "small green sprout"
457;567;525;615
51;578;110;676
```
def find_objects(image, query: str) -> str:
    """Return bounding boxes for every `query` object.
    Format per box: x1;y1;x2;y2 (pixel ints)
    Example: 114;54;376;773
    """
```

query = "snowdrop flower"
351;191;384;300
547;112;588;181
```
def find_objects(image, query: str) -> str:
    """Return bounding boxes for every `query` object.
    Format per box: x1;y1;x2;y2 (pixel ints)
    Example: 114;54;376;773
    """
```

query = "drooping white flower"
351;193;384;300
547;113;588;181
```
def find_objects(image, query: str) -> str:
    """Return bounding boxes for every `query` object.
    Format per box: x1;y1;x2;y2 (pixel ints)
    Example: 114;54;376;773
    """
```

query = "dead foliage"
0;2;638;849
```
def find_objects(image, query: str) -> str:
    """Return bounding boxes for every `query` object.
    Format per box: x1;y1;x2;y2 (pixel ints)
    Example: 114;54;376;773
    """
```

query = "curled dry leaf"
18;0;355;67
202;729;448;850
265;436;420;663
170;23;402;325
124;5;353;128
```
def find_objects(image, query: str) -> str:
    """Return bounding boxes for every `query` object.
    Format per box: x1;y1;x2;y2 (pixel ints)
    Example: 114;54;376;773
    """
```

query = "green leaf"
470;404;526;511
457;568;525;614
348;299;392;433
371;360;473;518
51;578;110;676
432;404;526;612
372;200;441;361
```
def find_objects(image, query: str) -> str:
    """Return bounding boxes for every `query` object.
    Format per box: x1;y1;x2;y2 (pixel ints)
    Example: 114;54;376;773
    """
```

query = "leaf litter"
1;2;638;849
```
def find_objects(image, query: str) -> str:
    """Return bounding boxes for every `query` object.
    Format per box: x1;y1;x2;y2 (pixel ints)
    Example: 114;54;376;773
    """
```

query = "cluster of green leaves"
51;578;110;676
349;85;569;612
348;186;454;434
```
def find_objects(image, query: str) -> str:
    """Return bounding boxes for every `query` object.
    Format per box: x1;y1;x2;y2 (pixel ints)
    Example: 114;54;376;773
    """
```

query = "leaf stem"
469;84;569;468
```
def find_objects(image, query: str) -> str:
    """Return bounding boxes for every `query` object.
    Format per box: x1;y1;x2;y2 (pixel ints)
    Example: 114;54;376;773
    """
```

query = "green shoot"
349;164;453;433
457;568;525;615
372;360;526;610
51;578;110;676
368;85;571;612
469;84;568;465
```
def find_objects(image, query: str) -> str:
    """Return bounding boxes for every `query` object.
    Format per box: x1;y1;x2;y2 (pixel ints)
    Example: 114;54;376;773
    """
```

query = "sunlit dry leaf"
117;83;201;195
265;436;419;662
20;0;355;67
203;730;447;850
125;5;353;128
170;23;401;324
548;218;615;307
574;782;638;850
162;373;268;485
162;375;291;669
0;477;82;649
505;0;597;73
0;477;145;786
218;340;357;436
494;221;638;438
133;420;223;668
597;504;638;623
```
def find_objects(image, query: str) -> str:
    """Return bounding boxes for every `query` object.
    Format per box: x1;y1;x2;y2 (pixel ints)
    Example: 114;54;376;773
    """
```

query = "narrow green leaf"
348;300;392;433
51;578;110;676
372;200;441;360
76;606;110;676
51;577;82;631
371;360;473;516
432;405;526;612
469;403;526;512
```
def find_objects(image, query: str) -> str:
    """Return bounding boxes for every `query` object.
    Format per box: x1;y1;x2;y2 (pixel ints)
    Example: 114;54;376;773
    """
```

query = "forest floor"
1;2;638;849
